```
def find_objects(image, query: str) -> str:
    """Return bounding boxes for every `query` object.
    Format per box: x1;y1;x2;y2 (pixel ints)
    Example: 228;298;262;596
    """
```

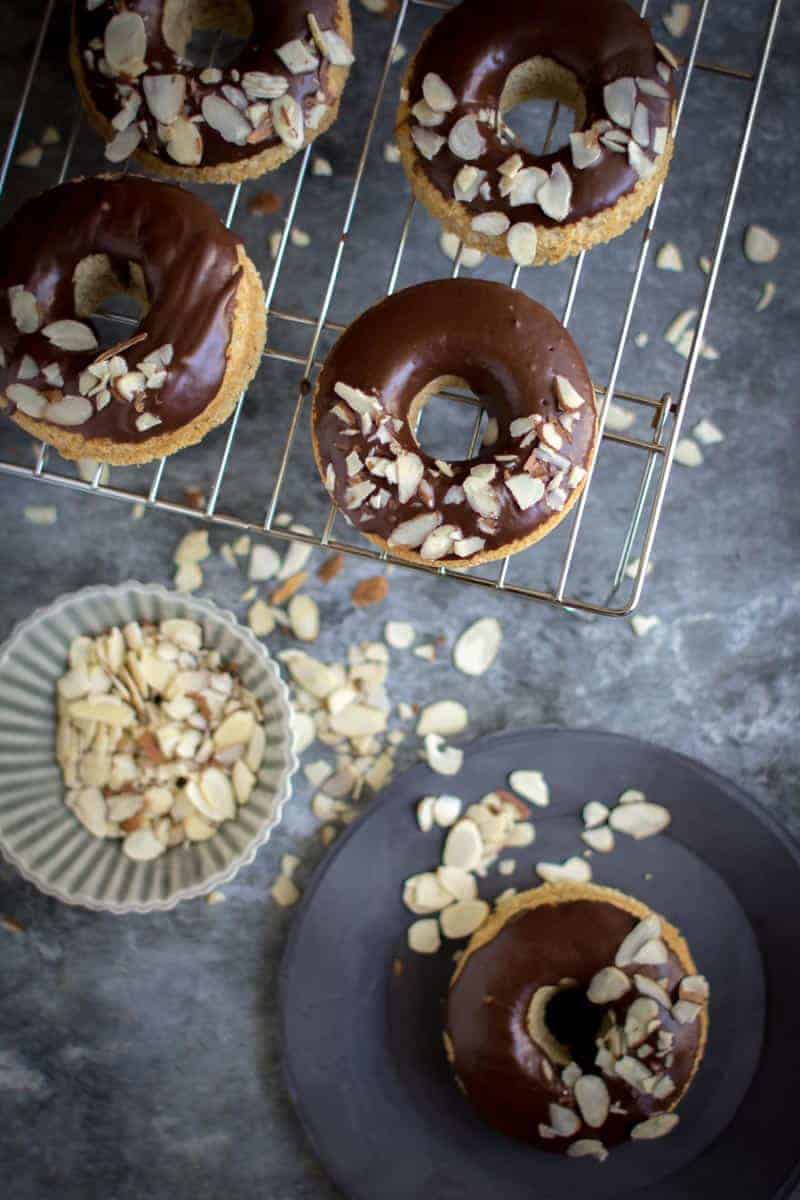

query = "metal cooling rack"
0;0;784;616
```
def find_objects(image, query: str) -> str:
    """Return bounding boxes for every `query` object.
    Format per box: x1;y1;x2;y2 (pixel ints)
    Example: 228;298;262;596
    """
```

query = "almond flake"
509;165;548;206
437;865;477;901
123;828;165;861
453;164;484;201
583;801;609;828
105;124;142;162
656;242;683;271
447;115;485;160
454;617;501;676
417;701;468;738
574;1075;610;1128
743;223;779;263
582;826;615;853
410;125;444;160
570;130;602;169
439;231;485;269
506;473;544;510
47;395;93;426
143;74;186;123
383;141;400;163
615;916;662;968
388;511;442;549
603;77;636;128
8;286;41;333
416;796;436;832
440;899;489;939
351;576;389;607
471;211;509;236
673;437;703;467
271;94;304;149
507;222;538;266
663;3;692;37
632;102;650;147
42;319;98;352
508;769;549;807
272;874;300;907
422;72;456;112
631;1113;679;1140
288;594;320;642
23;504;57;525
16;144;43;168
174;529;210;565
634;974;672;1007
536;856;592;883
384;621;414;649
424;734;463;776
275;38;319;74
104;11;147;75
407;917;441;954
443;818;483;871
628;140;656;179
549;1104;581;1136
587;967;630;1004
566;1140;608;1162
7;383;46;418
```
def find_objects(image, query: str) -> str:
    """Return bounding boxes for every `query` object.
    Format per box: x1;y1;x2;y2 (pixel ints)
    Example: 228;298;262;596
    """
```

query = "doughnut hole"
162;0;253;68
406;375;492;465
73;253;149;354
498;57;586;154
544;984;604;1073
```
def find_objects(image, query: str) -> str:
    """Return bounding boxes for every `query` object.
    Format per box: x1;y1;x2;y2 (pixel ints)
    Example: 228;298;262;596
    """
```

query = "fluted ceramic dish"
0;581;297;913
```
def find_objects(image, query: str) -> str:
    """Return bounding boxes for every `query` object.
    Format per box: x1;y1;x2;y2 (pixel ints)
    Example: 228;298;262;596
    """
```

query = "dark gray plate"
280;729;800;1200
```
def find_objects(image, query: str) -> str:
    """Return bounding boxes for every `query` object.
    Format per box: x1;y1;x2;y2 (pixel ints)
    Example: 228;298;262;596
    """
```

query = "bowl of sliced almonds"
0;581;296;912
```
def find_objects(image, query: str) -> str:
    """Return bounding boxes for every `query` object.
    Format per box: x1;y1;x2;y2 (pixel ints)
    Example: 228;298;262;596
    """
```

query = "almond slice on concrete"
615;915;661;967
566;1139;608;1162
656;242;683;271
609;801;670;839
673;437;703;467
416;796;436;832
583;801;609;828
693;417;724;445
536;856;591;883
288;593;320;641
384;621;414;649
630;1113;679;1140
441;898;490;939
330;704;387;738
508;769;549;807
587;966;630;1004
173;529;210;565
272;874;300;907
453;617;501;676
388;511;442;549
663;2;691;36
408;917;441;954
443;818;483;871
417;700;468;738
248;600;275;637
424;734;463;776
755;280;776;311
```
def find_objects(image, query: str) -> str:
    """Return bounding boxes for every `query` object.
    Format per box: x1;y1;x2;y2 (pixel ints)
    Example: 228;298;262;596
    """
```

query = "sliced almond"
507;222;538;266
42;319;98;352
8;286;40;333
609;801;671;840
453;618;501;677
582;801;609;828
417;700;468;738
537;162;572;221
104;11;147;75
470;211;509;236
143;74;186;123
631;1113;679;1140
407;917;441;954
656;242;683;271
536;856;592;883
388;511;442;549
743;223;779;263
447;115;485;160
422;72;456;112
7;383;46;418
582;826;615;853
570;129;602;169
663;2;692;37
416;796;435;832
437;865;477;901
123;828;165;861
574;1075;610;1128
410;126;444;160
632;938;668;965
440;898;490;939
508;769;549;807
566;1139;608;1161
603;77;636;128
271;94;304;150
384;621;414;649
288;594;320;642
587;966;630;1004
443;818;483;871
549;1103;581;1136
614;915;661;967
424;734;463;776
105;123;142;163
433;794;462;827
634;974;672;1008
272;874;300;907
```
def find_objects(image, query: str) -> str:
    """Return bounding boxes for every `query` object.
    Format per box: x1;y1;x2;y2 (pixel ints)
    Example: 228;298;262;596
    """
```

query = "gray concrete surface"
0;1;798;1197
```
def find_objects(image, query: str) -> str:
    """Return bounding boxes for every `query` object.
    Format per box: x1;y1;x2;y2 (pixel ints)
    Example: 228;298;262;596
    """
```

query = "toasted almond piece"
433;794;462;827
271;94;304;150
272;874;300;907
610;801;670;840
184;811;216;842
417;700;468;738
174;562;202;593
248;543;280;582
630;1113;679;1140
422;71;456;112
312;154;333;175
407;917;441;954
441;898;490;939
453;617;501;677
16;144;43;168
508;769;549;807
582;826;615;853
443;818;483;871
632;938;668;965
247;600;275;638
439;230;485;269
656;242;683;271
69;696;135;726
383;140;400;163
214;710;255;752
673;437;703;468
566;1139;608;1162
588;966;631;1004
437;865;477;901
271;571;308;606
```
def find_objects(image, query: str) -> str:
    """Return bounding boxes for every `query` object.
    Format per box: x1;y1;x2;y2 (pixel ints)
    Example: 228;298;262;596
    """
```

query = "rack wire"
0;0;784;616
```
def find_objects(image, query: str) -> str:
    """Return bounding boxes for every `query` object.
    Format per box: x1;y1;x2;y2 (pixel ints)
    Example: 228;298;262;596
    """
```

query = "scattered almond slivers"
57;619;265;862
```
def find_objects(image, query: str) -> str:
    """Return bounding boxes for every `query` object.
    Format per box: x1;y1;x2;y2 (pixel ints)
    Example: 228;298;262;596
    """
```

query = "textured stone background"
0;1;798;1197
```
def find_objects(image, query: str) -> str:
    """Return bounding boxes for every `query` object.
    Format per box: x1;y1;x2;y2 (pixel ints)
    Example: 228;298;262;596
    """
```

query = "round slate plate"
280;729;800;1200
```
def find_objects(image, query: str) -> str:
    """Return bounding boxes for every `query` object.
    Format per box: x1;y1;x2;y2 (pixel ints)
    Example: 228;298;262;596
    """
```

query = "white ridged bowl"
0;582;297;913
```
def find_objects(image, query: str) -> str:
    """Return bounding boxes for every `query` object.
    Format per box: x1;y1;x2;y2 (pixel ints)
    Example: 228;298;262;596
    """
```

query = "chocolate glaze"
403;0;675;227
0;175;242;442
313;279;596;556
447;898;703;1149
74;0;342;167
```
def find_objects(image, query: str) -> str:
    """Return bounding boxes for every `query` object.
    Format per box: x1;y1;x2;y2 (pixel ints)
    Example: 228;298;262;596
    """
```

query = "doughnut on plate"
280;728;800;1199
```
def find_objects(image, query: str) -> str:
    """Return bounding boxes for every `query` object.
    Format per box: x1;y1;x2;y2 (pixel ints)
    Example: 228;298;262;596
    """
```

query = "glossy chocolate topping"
74;0;344;167
0;175;242;442
313;279;596;560
447;897;703;1148
403;0;676;226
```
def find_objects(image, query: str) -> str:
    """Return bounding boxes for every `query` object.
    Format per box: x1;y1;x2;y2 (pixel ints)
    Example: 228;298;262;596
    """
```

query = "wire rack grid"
0;0;784;617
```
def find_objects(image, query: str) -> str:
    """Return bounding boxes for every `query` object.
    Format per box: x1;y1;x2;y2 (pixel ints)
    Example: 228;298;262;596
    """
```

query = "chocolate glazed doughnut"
71;0;353;183
446;883;710;1159
312;279;597;569
396;0;678;266
0;175;265;466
